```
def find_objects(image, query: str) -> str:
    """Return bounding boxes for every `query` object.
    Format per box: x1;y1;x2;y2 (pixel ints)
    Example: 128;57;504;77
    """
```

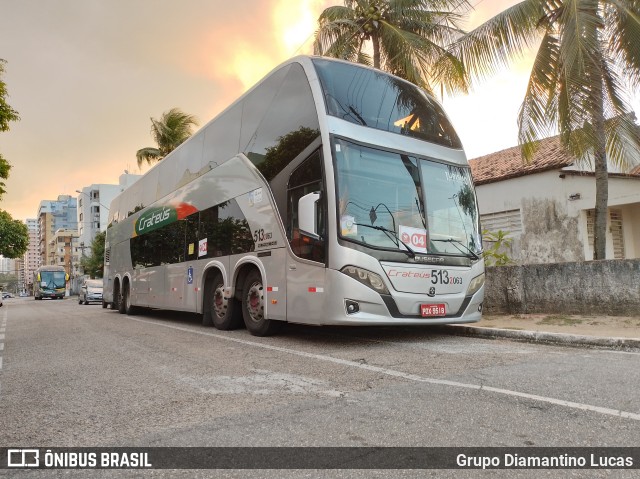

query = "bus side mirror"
298;192;321;240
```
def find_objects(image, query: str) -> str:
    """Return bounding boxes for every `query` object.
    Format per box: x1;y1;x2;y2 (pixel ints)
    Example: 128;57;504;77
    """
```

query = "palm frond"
379;21;437;89
314;6;359;57
314;0;470;88
135;147;161;167
600;50;632;119
606;0;640;90
555;0;602;82
149;108;198;157
605;111;640;170
449;0;542;82
518;32;561;161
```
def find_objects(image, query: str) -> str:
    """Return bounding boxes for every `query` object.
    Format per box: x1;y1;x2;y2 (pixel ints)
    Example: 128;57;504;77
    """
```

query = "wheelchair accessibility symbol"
187;266;193;284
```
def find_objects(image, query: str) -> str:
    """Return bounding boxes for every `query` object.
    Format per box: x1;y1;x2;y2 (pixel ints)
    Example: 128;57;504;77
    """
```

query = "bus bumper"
318;269;483;326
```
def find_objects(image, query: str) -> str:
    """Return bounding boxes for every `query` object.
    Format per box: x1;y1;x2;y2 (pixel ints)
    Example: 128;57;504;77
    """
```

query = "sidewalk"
441;313;640;350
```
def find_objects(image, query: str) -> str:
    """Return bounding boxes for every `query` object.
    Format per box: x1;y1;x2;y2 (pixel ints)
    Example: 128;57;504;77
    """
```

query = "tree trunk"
593;124;608;260
372;34;380;69
592;59;608;260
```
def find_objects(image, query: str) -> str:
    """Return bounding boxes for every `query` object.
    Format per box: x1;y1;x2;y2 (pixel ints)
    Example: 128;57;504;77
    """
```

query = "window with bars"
480;209;523;235
586;209;625;259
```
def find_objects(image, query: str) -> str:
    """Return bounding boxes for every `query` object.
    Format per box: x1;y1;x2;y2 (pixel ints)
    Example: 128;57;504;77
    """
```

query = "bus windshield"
313;58;462;149
40;271;67;289
335;139;481;257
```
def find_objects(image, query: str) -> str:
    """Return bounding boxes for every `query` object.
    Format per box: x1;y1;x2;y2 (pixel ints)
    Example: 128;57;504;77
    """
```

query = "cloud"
0;0;333;220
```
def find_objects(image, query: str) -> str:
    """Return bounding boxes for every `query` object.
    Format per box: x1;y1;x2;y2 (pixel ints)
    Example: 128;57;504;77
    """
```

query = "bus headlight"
341;266;389;295
466;273;485;296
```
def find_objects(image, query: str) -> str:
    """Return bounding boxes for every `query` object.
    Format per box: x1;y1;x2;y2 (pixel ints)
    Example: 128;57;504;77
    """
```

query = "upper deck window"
312;58;462;149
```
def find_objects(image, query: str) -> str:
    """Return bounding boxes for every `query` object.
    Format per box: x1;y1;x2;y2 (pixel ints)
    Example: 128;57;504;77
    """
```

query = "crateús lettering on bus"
139;207;171;232
387;269;431;279
135;206;177;236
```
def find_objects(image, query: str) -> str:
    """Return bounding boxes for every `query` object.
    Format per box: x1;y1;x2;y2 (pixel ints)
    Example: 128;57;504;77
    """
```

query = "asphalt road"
1;297;639;478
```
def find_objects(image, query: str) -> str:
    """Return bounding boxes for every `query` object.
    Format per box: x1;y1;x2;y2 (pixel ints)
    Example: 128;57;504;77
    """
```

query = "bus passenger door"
286;249;326;325
285;152;327;324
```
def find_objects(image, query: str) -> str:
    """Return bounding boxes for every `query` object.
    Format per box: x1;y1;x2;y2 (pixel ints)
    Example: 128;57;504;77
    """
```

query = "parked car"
79;279;103;305
2;292;13;299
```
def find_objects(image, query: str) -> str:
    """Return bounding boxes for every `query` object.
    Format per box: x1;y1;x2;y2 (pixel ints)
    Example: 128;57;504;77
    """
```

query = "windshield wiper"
354;223;415;258
432;238;480;260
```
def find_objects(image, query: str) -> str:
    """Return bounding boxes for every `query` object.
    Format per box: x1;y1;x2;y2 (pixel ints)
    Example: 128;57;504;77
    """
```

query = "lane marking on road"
596;350;640;357
129;317;640;422
0;306;6;370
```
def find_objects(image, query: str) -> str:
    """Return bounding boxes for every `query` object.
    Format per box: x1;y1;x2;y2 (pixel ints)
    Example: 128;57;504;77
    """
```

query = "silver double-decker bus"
103;56;485;336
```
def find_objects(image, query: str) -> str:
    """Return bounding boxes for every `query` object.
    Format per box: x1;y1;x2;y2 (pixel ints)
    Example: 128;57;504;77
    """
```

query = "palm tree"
313;0;471;95
136;108;199;167
450;0;640;260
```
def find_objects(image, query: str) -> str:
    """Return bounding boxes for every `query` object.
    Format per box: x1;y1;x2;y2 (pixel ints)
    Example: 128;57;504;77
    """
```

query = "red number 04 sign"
399;226;428;253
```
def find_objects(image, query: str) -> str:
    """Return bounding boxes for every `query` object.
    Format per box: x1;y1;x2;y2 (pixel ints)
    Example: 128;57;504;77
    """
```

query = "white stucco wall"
476;169;640;263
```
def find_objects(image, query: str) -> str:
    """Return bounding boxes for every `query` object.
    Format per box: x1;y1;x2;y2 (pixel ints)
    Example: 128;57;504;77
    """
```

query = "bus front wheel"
241;270;282;337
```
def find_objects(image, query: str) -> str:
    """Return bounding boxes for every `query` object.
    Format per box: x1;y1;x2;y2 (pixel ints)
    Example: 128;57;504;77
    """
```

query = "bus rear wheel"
241;270;282;336
208;273;242;330
121;283;137;315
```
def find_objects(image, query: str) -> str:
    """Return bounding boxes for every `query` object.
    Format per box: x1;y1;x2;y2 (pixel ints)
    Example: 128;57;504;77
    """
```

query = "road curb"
437;324;640;350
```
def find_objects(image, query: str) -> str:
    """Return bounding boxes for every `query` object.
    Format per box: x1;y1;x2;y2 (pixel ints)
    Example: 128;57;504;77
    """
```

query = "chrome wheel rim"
245;281;264;322
213;284;228;319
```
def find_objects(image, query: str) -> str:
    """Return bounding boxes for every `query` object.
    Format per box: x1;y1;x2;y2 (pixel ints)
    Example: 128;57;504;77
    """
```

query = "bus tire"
208;273;242;330
122;283;138;315
118;286;127;314
241;269;282;337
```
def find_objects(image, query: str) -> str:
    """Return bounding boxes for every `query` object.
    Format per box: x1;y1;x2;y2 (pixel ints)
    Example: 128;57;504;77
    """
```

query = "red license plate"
421;303;446;317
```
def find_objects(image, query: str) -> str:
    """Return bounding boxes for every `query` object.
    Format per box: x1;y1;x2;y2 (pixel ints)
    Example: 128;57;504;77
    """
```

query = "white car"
79;279;103;305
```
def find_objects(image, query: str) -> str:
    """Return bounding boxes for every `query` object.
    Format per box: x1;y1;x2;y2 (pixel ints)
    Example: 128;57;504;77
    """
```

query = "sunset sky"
1;0;638;221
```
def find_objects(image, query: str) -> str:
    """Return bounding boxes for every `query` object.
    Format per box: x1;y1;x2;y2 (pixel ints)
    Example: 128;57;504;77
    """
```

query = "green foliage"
0;59;20;200
0;152;10;199
314;0;471;95
0;59;20;132
482;229;513;266
80;231;106;278
0;209;29;258
450;0;640;259
258;126;320;181
0;272;19;293
136;108;198;167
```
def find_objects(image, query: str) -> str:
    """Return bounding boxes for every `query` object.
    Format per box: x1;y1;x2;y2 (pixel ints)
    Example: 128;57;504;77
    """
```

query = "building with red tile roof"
469;136;640;264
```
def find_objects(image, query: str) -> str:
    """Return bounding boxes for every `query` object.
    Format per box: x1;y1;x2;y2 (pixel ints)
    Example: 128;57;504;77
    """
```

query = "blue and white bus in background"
103;56;484;336
34;265;68;300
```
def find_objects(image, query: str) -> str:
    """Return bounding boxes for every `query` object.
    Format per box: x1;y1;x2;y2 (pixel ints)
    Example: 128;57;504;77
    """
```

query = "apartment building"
76;173;141;256
38;195;78;267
